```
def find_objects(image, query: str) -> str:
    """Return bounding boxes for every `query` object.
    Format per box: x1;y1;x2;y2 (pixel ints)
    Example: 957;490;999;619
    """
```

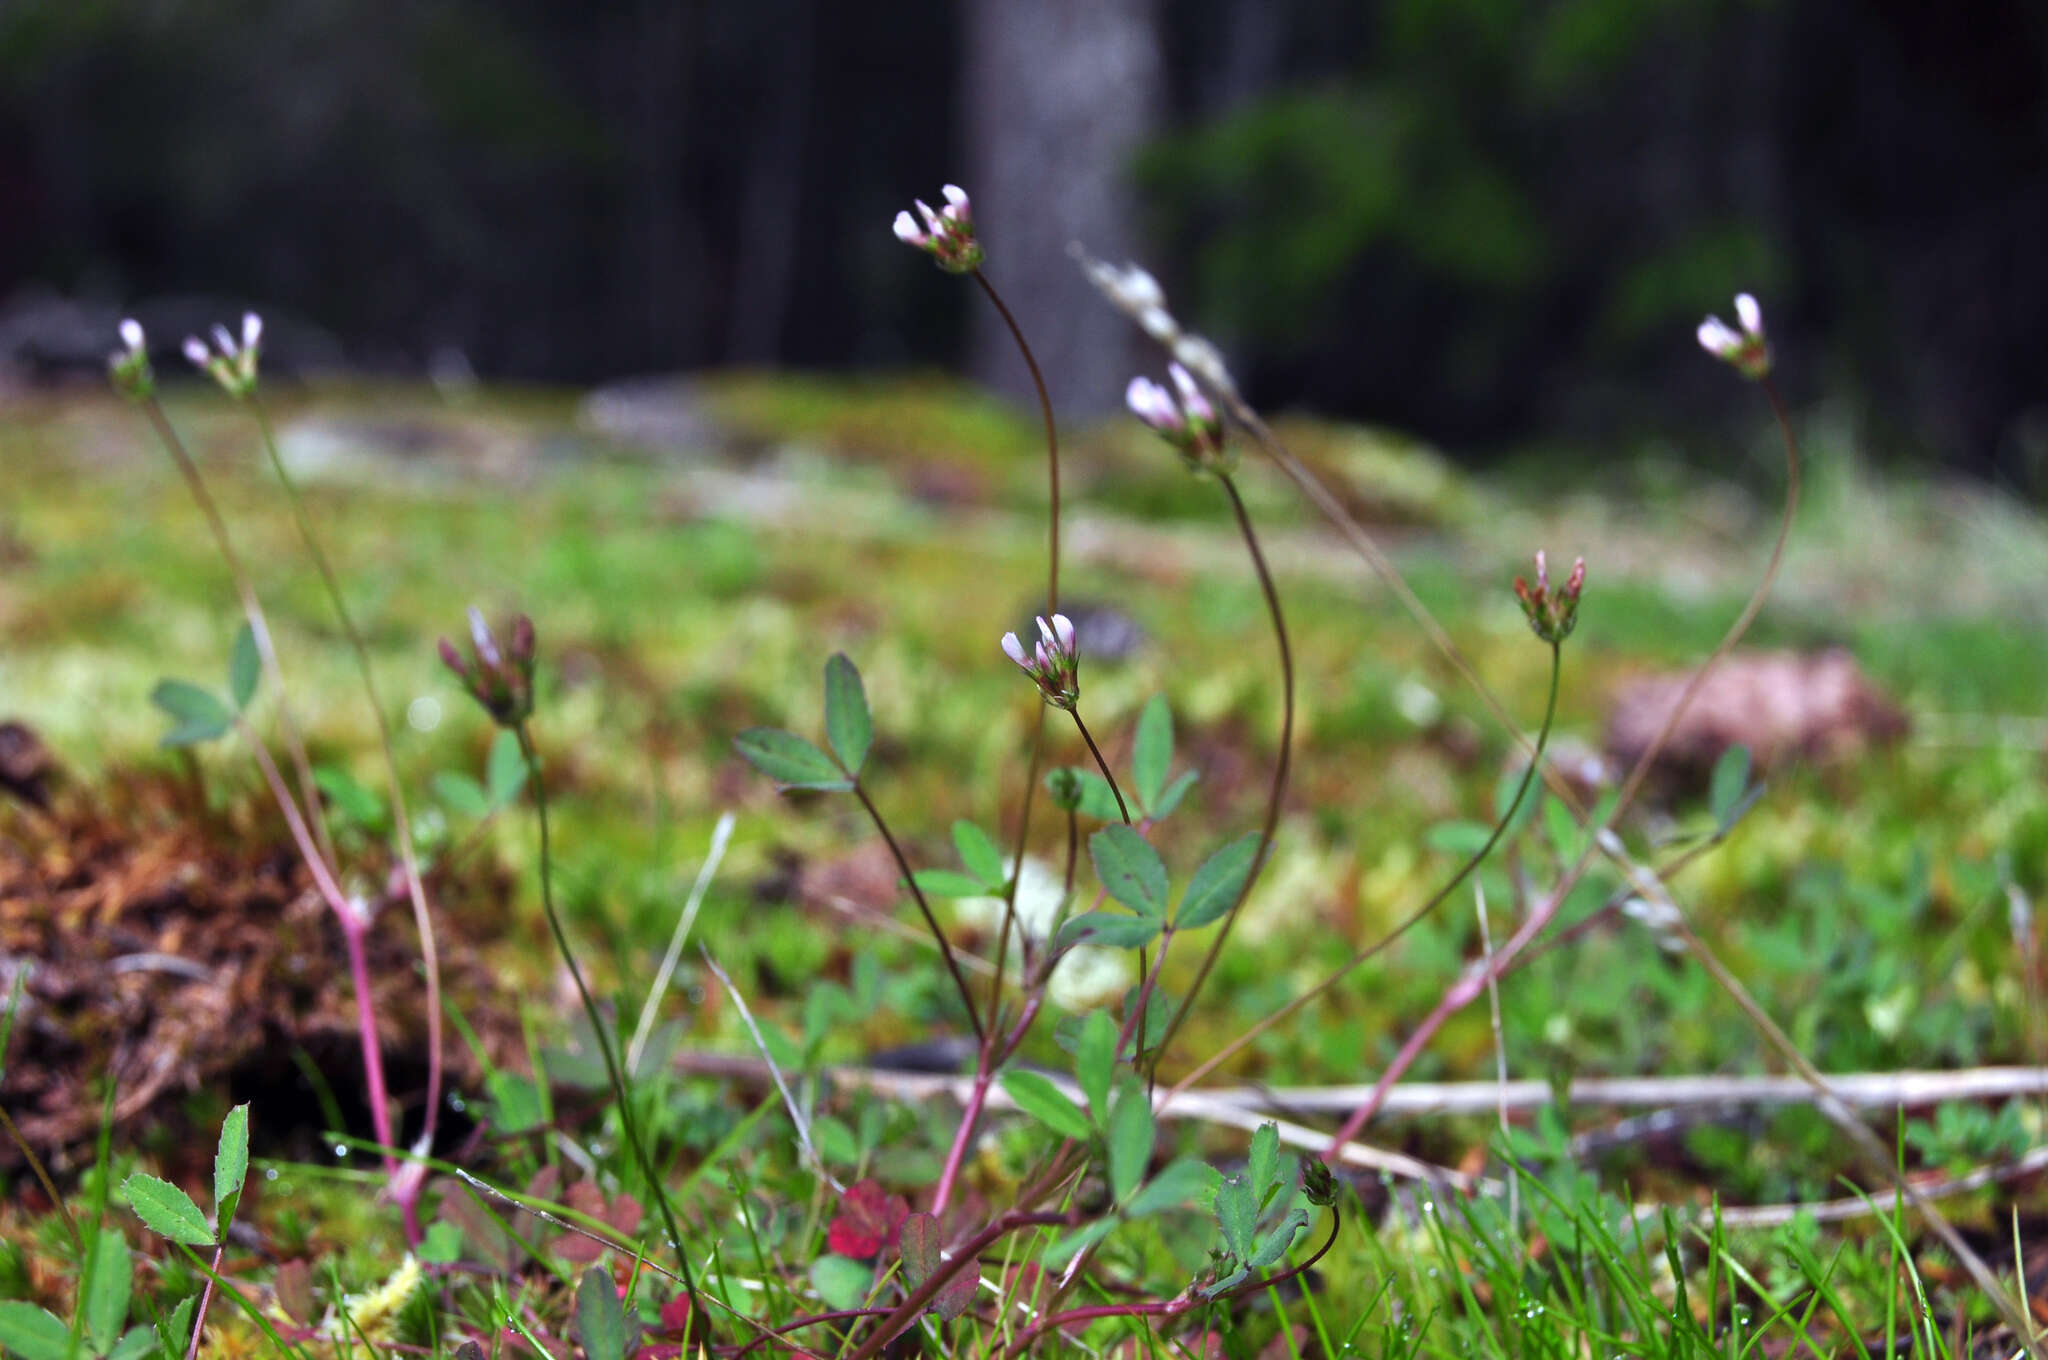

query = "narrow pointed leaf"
1248;1121;1283;1210
83;1228;133;1348
1074;1008;1116;1126
1132;695;1173;811
228;624;260;709
1043;1217;1115;1268
122;1174;213;1246
1107;1079;1155;1205
1152;768;1200;820
1214;1174;1256;1259
156;1296;196;1360
1710;744;1753;831
1001;1070;1094;1141
574;1265;628;1360
734;728;851;791
431;771;492;818
1247;1206;1312;1269
1176;831;1260;928
823;653;873;774
1089;825;1168;918
1126;1159;1221;1218
909;869;992;898
150;680;232;748
1053;912;1159;952
952;820;1006;888
213;1103;250;1229
486;728;528;806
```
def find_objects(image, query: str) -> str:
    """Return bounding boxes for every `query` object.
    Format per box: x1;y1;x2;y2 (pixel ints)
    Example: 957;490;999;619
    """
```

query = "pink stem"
240;721;401;1183
931;994;1043;1218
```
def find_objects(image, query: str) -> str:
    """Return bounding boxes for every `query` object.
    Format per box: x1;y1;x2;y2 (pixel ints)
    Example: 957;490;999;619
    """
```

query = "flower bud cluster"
184;313;265;399
1127;362;1232;473
1001;613;1080;710
1074;247;1240;402
892;185;984;274
1696;293;1771;380
1513;551;1585;644
108;318;154;400
439;607;537;727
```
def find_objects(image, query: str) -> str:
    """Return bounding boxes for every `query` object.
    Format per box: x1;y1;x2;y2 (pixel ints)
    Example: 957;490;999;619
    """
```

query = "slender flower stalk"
245;391;445;1237
512;719;700;1309
1168;641;1562;1098
1152;470;1292;1064
848;779;988;1044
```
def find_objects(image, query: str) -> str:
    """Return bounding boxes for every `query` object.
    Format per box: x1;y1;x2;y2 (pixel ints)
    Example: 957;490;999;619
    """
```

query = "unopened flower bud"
443;608;537;727
1513;551;1586;644
108;318;154;399
1301;1158;1337;1208
185;313;266;398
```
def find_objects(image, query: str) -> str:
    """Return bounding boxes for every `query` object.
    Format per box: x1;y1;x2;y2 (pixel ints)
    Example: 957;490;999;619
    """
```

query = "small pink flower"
893;184;984;273
1127;362;1228;471
1697;293;1771;379
1001;613;1080;709
184;311;266;398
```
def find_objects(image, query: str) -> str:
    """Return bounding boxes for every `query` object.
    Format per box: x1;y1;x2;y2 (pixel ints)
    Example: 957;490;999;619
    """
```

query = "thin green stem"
249;398;443;1220
512;723;699;1306
1067;708;1130;824
139;397;332;865
987;709;1047;1034
850;781;987;1044
1155;470;1293;1060
1168;642;1559;1097
972;269;1059;614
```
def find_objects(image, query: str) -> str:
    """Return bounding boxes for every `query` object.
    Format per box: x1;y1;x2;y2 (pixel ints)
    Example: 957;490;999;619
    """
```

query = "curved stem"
1154;471;1293;1061
1167;643;1559;1098
851;781;987;1043
843;1208;1079;1360
250;399;442;1236
1323;380;1803;1152
972;269;1059;614
1067;709;1130;823
140;398;331;864
1001;1211;1341;1359
513;724;699;1304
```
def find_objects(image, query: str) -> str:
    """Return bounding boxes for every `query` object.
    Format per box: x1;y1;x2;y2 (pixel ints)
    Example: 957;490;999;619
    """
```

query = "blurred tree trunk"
964;0;1163;415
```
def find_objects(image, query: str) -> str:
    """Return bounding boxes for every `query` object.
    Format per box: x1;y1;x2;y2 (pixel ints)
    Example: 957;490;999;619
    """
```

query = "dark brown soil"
0;745;517;1173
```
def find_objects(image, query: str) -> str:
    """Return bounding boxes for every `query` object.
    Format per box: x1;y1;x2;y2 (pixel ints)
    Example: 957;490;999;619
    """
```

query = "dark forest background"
2;0;2044;483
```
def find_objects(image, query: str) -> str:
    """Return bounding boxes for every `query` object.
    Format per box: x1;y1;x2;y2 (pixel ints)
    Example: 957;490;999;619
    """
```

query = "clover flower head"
1127;362;1231;473
1001;613;1079;709
184;311;265;398
1697;292;1771;379
440;608;537;727
893;183;983;273
1513;551;1586;645
108;317;154;399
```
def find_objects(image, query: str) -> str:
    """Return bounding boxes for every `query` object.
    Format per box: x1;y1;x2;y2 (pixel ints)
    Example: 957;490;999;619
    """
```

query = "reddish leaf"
898;1213;941;1287
826;1179;908;1260
656;1292;694;1339
933;1257;979;1321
